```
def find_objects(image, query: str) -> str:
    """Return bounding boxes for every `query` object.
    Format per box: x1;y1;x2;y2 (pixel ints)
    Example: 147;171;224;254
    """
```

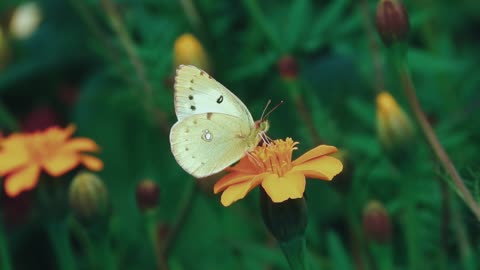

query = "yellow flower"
214;138;343;206
174;33;210;71
376;91;414;150
0;125;103;197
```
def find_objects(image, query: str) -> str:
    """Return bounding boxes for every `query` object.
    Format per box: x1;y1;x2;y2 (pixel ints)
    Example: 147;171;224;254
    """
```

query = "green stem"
180;0;204;33
160;181;197;258
0;218;13;270
91;233;116;270
392;47;480;221
369;244;394;270
242;0;282;52
0;100;18;132
144;210;168;270
403;200;421;270
68;0;119;62
100;0;170;135
46;221;77;270
284;79;323;145
279;237;308;270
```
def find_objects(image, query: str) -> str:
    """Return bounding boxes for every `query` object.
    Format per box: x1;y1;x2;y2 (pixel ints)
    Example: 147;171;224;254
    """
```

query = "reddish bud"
277;55;298;80
363;200;391;243
375;0;409;46
136;179;160;212
21;105;60;132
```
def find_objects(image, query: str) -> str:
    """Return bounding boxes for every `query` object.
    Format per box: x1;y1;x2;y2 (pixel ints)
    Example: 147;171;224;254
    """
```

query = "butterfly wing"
170;112;256;178
174;65;254;125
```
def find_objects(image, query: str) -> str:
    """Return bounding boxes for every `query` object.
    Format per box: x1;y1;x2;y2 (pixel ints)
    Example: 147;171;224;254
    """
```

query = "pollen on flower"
248;138;298;177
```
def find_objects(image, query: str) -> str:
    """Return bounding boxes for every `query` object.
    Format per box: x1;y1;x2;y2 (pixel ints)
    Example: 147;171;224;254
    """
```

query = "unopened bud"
363;200;391;243
375;0;409;46
376;91;414;153
135;179;160;212
69;171;110;224
277;55;298;80
174;33;210;72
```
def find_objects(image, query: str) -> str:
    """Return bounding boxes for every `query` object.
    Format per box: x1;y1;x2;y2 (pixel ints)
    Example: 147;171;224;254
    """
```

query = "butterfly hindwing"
174;65;253;124
170;112;254;178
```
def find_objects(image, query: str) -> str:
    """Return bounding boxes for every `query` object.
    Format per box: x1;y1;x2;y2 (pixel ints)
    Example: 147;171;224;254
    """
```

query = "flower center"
248;138;298;177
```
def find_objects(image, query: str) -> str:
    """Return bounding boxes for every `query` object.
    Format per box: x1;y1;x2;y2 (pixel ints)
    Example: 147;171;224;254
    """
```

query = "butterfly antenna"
263;100;284;120
260;100;272;120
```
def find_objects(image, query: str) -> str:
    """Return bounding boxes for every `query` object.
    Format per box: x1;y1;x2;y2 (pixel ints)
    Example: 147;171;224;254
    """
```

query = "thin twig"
100;0;170;134
397;60;480;221
358;0;384;91
160;181;198;261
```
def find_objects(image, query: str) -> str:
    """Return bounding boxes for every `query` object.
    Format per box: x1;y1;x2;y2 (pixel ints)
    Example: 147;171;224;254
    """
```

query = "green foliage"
1;0;480;269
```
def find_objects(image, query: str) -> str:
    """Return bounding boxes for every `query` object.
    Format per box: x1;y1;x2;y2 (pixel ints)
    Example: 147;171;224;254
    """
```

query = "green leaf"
326;231;354;270
285;0;312;51
408;48;470;74
303;0;350;51
226;51;277;82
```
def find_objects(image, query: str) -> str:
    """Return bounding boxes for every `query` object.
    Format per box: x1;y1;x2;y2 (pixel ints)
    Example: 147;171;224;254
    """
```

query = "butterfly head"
255;119;269;134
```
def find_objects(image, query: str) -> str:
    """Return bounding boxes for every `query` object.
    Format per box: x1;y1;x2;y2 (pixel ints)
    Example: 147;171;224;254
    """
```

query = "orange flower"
0;125;103;197
214;138;343;206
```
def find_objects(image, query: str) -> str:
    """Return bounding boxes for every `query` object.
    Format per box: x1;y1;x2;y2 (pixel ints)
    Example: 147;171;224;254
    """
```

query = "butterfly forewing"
174;65;253;124
170;112;254;178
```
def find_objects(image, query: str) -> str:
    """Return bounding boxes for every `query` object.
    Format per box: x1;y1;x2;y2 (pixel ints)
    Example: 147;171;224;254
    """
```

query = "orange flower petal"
80;155;103;171
293;145;337;166
63;138;99;152
220;177;263;206
226;156;258;174
4;164;41;197
292;156;343;180
45;124;76;142
42;153;80;177
0;137;30;175
214;171;268;193
261;171;306;203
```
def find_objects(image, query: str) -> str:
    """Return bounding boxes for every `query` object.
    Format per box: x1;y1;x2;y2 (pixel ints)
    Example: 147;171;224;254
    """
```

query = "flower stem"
393;51;480;221
284;80;323;145
279;237;308;270
0;218;13;270
0;100;18;132
160;181;198;261
100;0;169;134
46;221;77;270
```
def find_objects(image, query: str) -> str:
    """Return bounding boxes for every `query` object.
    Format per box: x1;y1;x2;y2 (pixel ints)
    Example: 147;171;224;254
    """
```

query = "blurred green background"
1;0;480;269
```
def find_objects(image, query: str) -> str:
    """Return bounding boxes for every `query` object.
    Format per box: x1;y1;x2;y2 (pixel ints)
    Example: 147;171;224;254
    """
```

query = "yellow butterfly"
169;65;269;178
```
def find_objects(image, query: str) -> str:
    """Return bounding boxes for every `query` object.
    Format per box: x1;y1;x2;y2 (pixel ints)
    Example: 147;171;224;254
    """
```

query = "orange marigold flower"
214;138;343;206
0;125;103;197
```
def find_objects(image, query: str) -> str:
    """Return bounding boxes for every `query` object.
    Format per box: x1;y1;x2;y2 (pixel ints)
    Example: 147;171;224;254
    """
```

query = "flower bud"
69;171;110;224
135;179;160;212
363;200;391;243
174;33;210;72
375;0;409;46
376;91;414;153
20;105;60;132
9;2;42;40
260;188;307;242
277;55;298;80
